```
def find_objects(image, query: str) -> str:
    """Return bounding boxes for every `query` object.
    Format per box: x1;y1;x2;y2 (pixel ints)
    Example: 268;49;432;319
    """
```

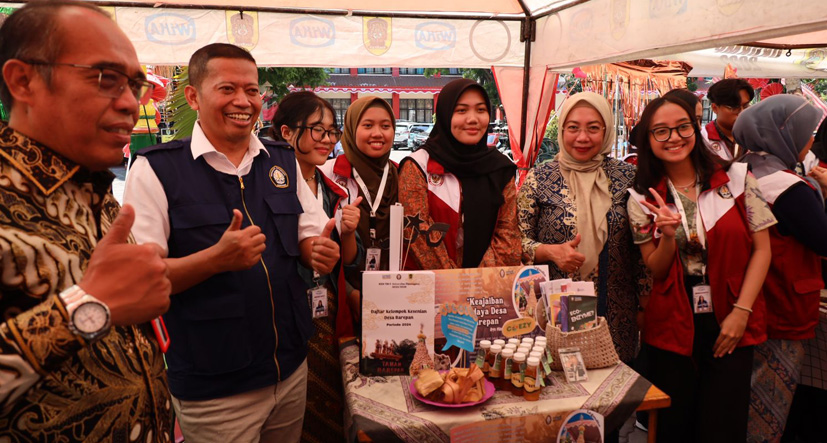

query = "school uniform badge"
429;173;444;186
718;184;733;199
269;166;289;188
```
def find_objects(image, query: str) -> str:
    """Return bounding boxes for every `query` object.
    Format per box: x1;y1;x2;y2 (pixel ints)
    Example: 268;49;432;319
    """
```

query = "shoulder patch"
269;165;289;188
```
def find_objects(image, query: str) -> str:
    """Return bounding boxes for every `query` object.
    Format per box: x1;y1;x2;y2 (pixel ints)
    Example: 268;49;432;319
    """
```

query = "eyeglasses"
722;103;751;115
650;123;695;142
298;126;342;143
563;124;605;135
22;61;155;105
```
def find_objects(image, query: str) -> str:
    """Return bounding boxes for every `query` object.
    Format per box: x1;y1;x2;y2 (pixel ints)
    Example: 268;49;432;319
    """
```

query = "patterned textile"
747;339;805;443
339;339;650;443
800;301;827;389
518;158;647;363
629;173;777;276
0;123;171;441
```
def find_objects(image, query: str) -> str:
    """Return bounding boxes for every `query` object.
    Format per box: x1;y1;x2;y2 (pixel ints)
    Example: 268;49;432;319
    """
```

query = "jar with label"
521;337;534;347
524;357;541;401
493;339;506;349
507;338;521;348
511;352;527;396
501;348;515;391
476;340;492;374
504;343;518;353
488;344;503;387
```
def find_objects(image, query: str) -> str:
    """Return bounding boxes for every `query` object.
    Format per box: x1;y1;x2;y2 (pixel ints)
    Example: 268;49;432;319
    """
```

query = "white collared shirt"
124;122;326;254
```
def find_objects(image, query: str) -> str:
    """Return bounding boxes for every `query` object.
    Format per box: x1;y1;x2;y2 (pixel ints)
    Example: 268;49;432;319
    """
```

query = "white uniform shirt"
124;122;326;253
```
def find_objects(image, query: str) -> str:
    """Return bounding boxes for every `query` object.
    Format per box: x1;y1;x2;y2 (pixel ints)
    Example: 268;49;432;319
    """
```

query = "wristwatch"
59;285;112;342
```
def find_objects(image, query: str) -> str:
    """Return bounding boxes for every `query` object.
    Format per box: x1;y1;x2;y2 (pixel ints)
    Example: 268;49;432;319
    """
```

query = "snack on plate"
414;369;444;398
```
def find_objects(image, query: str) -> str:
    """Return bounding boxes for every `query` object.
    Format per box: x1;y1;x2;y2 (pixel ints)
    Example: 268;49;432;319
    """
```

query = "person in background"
705;78;755;160
269;91;364;441
398;78;520;270
664;88;703;124
518;92;646;364
124;43;339;442
320;96;398;274
732;94;826;443
628;95;774;443
0;2;173;440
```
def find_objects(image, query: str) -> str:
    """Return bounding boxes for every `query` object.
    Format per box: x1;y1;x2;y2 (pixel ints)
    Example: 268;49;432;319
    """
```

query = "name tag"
309;286;328;318
693;284;713;314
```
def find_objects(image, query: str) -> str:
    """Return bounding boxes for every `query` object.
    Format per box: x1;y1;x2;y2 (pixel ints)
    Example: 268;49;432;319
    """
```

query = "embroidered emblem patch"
336;179;348;189
718;184;733;199
712;142;722;152
269;166;289;188
429;173;444;186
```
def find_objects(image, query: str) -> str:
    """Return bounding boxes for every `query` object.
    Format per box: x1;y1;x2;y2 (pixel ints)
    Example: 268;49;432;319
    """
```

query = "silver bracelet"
732;303;753;313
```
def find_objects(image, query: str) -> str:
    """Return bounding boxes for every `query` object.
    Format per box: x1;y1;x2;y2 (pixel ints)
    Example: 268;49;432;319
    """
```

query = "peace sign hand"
639;187;681;239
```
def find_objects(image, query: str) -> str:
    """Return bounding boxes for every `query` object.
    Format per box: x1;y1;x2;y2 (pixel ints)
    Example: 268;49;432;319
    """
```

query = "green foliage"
803;79;827;100
258;67;329;103
686;77;698;92
544;111;559;141
168;67;197;141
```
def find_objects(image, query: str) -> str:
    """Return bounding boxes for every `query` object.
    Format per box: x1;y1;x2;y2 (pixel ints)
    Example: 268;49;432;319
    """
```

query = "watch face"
72;302;109;334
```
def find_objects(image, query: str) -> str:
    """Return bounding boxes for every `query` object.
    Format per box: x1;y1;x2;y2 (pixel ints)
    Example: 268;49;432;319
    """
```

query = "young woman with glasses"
517;92;646;364
627;95;775;443
269;91;363;442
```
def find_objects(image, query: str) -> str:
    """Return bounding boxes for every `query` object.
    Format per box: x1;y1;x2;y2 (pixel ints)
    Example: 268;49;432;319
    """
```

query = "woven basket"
546;316;619;370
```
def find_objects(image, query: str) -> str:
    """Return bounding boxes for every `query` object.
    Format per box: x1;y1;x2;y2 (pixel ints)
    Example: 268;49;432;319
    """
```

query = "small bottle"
504;343;518;353
511;352;527;396
476;340;492;374
521;337;534;348
517;345;531;356
493;339;506;349
531;346;546;361
488;344;503;387
529;350;543;361
507;338;521;348
501;349;514;391
524;357;541;401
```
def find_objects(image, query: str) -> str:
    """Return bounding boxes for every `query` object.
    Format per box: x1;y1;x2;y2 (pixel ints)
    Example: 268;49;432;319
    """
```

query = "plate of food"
410;365;495;408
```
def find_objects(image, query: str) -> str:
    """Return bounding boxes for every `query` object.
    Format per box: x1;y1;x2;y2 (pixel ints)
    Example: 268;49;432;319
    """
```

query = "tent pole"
517;0;535;170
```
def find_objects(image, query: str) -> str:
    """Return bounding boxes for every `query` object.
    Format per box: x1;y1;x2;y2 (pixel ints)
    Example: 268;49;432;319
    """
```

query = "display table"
340;338;669;442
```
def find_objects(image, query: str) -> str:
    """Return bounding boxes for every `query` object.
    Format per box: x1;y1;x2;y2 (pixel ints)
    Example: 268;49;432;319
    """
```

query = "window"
399;68;425;75
356;68;392;74
328;99;351;126
400;98;433;122
328;68;349;74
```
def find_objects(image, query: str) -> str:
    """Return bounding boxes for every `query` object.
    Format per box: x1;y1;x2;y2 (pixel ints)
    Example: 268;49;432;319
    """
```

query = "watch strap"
59;285;88;313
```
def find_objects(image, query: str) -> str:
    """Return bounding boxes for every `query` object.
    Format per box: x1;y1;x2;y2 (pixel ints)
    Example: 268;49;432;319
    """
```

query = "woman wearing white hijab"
517;92;646;363
734;94;826;443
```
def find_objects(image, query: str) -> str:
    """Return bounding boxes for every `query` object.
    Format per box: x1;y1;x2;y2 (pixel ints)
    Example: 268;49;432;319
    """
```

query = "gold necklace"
304;175;315;182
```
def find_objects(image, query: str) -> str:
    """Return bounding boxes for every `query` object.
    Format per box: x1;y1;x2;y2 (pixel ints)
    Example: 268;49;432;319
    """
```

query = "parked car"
394;121;416;149
408;123;434;150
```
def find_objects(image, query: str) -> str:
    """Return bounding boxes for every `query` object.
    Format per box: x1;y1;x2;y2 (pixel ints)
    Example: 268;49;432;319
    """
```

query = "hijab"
341;96;398;266
733;94;822;171
421;78;516;268
555;92;616;278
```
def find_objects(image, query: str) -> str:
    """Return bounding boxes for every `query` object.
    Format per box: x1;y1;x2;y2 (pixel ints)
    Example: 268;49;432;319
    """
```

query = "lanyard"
666;179;706;251
352;164;389;240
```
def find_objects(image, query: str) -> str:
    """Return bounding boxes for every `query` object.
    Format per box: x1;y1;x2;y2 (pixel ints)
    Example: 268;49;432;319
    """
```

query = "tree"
258;67;329;103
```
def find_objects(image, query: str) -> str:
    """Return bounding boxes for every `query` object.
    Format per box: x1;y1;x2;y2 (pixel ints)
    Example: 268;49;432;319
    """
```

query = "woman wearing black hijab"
398;78;520;269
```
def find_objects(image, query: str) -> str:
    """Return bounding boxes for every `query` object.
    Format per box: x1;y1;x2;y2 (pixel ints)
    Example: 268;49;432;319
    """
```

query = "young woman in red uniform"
627;96;775;443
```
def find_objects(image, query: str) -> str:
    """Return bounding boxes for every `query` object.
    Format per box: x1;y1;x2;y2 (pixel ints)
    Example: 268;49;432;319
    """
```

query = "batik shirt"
0;122;171;442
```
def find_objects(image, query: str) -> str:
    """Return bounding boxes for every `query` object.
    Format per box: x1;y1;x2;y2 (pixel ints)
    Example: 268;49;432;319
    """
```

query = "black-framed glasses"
722;103;750;114
22;60;154;105
650;123;695;142
563;124;605;135
297;125;342;143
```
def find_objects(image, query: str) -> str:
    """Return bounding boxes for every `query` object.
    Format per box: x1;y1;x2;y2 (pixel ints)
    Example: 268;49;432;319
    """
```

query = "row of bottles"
475;336;550;401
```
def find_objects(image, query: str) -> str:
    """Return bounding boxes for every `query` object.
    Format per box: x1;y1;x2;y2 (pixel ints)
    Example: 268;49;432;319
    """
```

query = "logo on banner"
415;21;456;51
569;8;594;42
796;49;827;70
363;17;392;56
145;13;196;45
610;0;629;40
469;20;511;63
226;11;258;50
290;17;336;48
717;0;745;15
649;0;687;19
269;166;289;188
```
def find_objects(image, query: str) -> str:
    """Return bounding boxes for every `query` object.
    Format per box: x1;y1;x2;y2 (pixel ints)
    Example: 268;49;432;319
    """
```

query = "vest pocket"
264;193;302;256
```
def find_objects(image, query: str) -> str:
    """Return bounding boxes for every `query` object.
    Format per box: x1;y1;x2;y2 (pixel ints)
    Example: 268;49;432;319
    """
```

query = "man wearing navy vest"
124;44;340;442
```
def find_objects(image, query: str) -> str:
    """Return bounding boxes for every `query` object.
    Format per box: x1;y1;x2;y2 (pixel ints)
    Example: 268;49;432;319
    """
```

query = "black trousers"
645;276;754;443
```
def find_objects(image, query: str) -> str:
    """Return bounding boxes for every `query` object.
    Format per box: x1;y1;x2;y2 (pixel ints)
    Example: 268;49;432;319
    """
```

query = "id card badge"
693;284;713;314
309;286;328;318
365;248;381;271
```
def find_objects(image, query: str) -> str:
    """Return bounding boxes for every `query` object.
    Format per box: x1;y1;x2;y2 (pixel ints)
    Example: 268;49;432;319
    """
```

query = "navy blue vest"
140;139;311;401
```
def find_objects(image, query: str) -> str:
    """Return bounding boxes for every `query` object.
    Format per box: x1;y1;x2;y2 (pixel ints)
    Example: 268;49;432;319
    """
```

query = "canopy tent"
5;0;826;171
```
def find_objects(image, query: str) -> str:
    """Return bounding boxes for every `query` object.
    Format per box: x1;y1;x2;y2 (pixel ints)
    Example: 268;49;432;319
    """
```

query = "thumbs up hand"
213;209;266;272
340;196;362;236
310;218;341;275
79;204;172;326
535;233;586;274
